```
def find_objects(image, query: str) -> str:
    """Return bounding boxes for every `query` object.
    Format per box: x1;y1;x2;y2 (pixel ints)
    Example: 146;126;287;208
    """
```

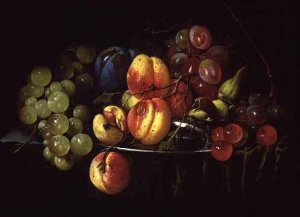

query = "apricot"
89;151;130;194
103;105;127;132
93;114;123;146
127;98;171;145
127;54;170;99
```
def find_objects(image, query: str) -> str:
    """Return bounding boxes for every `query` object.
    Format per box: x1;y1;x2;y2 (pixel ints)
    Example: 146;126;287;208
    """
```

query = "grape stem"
13;124;37;154
166;114;187;150
202;156;208;185
256;147;271;182
241;149;249;197
273;142;288;179
173;161;186;197
223;1;275;100
221;161;231;194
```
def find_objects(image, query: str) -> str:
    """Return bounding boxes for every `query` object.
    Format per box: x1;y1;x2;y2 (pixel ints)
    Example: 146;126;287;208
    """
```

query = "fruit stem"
221;162;231;195
256;147;271;182
273;142;288;179
173;162;186;197
98;143;122;173
13;124;37;154
241;149;249;197
132;73;192;97
202;156;208;185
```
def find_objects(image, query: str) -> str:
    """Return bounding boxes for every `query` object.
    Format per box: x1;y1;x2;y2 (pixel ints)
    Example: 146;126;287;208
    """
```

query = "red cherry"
256;125;278;147
211;141;233;162
223;123;243;145
211;127;224;142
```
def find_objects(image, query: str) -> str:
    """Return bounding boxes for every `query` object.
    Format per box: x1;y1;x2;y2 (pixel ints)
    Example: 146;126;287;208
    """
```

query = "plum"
94;47;132;93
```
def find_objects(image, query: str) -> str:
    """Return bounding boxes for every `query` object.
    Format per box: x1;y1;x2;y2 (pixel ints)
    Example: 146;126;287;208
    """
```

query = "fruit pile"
16;24;284;195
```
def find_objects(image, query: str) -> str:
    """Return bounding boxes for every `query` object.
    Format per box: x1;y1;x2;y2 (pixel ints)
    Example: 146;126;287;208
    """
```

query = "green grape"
48;135;70;157
19;106;37;125
73;105;90;122
41;124;53;140
72;61;85;73
44;87;52;98
19;86;29;97
26;82;44;98
47;113;69;135
60;50;77;66
31;66;52;87
76;44;96;64
35;99;51;119
50;81;63;92
175;29;189;50
54;156;74;171
17;86;30;104
43;146;55;163
43;140;49;147
75;73;94;92
56;64;75;80
60;80;76;97
38;120;47;130
47;91;69;113
25;97;37;107
70;133;93;156
66;118;83;137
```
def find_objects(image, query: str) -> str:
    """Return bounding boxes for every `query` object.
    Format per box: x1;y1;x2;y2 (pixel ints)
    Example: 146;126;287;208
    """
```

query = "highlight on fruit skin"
127;54;171;99
89;151;131;194
127;98;171;145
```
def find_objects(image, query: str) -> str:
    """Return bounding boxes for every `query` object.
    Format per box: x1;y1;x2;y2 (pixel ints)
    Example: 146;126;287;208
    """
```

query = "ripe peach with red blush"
89;151;130;194
127;98;171;145
127;54;170;99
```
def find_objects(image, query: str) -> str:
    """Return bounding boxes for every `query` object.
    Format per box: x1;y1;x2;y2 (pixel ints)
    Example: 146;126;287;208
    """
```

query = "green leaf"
93;92;122;105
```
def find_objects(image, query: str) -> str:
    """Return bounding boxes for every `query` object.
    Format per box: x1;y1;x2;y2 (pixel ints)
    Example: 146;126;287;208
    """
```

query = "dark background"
1;0;300;216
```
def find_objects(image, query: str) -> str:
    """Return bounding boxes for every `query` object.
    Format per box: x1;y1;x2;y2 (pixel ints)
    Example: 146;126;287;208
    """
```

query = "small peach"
89;151;130;194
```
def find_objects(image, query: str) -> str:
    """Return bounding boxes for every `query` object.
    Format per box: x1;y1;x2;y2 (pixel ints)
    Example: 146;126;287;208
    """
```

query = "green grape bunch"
17;44;96;171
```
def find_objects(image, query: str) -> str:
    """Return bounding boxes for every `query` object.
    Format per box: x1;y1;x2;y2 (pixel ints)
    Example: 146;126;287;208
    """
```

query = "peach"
166;80;193;118
93;114;123;146
127;54;170;99
103;105;127;132
89;151;130;194
127;98;171;145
